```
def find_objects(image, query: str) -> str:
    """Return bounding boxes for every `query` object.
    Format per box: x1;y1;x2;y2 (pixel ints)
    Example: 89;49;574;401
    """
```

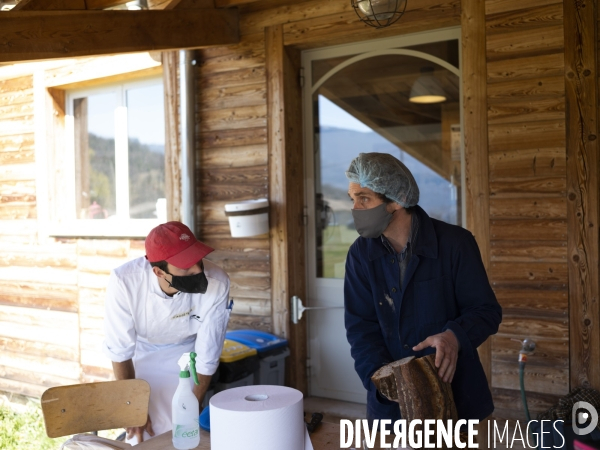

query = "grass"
0;398;63;450
321;224;358;278
0;396;123;450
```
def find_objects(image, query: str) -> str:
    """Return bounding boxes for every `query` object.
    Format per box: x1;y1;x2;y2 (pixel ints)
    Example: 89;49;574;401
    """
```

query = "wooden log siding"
485;0;568;419
192;0;463;391
191;0;593;403
195;37;272;331
565;0;600;390
463;0;492;394
0;56;169;396
0;76;35;222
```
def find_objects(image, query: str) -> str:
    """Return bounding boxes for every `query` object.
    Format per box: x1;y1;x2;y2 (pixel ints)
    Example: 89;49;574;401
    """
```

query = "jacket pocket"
414;275;452;326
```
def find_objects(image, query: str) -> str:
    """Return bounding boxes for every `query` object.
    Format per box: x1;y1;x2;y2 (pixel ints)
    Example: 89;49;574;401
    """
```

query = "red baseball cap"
145;222;214;269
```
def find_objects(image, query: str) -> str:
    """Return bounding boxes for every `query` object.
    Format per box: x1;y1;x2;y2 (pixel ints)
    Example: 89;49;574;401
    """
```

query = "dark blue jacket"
344;206;501;422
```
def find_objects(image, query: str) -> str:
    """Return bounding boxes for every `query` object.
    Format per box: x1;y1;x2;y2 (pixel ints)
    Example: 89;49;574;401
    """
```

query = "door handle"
291;295;344;324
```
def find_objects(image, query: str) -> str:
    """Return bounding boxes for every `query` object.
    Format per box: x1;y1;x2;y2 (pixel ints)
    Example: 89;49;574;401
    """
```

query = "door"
303;29;463;403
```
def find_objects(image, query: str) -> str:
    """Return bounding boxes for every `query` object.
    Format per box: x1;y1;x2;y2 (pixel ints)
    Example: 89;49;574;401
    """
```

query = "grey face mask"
351;203;393;238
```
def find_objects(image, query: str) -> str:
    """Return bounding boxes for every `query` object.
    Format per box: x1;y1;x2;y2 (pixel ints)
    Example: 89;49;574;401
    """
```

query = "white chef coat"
102;256;231;443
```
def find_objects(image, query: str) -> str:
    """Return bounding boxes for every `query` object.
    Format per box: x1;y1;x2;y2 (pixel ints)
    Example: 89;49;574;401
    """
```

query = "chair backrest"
41;379;150;438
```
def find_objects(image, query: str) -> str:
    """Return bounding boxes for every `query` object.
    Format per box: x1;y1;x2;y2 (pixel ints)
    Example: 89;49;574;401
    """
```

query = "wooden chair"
41;379;150;439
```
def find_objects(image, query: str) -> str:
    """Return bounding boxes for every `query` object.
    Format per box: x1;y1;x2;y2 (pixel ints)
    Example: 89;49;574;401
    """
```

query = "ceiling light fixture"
351;0;407;29
126;0;148;10
409;67;446;104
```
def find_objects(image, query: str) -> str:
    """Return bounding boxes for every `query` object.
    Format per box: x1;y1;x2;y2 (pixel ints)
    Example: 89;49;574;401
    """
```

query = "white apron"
126;291;197;446
126;338;195;445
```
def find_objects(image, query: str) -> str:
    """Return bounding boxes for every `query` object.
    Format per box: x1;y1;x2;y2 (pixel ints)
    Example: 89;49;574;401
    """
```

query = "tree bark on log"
371;354;458;423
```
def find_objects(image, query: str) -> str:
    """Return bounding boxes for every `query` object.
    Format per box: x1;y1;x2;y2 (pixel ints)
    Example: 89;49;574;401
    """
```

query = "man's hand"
412;330;459;383
111;361;154;443
126;414;154;443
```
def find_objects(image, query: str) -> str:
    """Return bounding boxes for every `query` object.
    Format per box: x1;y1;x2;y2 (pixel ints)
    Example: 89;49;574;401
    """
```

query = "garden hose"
515;338;537;449
519;360;532;423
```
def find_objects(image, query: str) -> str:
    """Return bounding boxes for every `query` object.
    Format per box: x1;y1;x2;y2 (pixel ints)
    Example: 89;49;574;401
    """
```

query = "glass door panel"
314;45;461;280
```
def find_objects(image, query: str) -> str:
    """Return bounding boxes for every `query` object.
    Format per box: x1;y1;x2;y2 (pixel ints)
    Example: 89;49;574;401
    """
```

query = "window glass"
313;40;461;279
69;79;166;224
73;92;117;219
126;84;166;219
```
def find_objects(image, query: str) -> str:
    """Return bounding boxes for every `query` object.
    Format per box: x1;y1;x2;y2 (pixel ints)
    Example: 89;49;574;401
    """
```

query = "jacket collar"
366;205;438;261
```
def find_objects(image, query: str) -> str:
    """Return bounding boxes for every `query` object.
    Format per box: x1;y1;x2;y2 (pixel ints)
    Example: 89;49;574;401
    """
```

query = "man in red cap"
103;221;231;444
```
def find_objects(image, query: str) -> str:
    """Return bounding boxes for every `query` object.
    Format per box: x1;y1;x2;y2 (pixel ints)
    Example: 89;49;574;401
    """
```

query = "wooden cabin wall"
194;0;591;414
0;75;82;398
195;35;272;332
0;61;151;397
193;0;461;355
485;0;569;419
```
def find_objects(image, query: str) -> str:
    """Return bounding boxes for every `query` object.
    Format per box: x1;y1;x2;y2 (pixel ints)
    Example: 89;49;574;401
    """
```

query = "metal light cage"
351;0;408;29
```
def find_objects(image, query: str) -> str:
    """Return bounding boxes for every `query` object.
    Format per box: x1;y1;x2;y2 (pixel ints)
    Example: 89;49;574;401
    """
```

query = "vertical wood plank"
266;25;286;337
266;24;307;394
162;51;182;222
564;0;600;390
463;0;492;386
33;71;48;243
283;43;306;395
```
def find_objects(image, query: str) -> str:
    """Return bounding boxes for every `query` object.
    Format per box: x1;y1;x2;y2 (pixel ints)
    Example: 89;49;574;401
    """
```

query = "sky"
80;83;165;147
318;95;372;133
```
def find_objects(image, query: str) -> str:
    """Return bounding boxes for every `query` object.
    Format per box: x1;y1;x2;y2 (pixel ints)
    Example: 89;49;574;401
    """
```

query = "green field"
320;224;358;279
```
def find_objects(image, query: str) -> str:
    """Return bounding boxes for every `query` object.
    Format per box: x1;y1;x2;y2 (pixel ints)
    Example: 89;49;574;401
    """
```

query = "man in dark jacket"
344;152;502;423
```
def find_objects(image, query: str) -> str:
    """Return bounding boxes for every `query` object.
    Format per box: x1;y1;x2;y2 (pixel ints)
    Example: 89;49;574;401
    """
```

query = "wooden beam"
44;53;161;88
266;24;307;394
85;0;131;9
147;0;214;8
564;0;600;390
162;51;182;223
462;0;492;384
86;0;213;10
12;0;86;10
0;10;239;63
215;0;259;6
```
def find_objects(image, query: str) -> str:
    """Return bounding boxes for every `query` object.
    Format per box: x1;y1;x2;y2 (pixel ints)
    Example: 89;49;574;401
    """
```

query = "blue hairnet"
345;153;419;207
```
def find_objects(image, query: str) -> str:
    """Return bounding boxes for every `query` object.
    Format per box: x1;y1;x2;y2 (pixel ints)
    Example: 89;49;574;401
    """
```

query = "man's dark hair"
375;192;394;204
149;260;169;272
150;259;204;272
376;192;414;214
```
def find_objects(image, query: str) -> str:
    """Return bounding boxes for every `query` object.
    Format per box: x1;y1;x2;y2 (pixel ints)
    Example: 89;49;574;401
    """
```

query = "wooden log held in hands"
371;354;458;424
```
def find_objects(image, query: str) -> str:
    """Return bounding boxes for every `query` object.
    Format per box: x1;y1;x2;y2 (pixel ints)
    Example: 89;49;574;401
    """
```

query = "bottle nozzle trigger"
189;352;199;386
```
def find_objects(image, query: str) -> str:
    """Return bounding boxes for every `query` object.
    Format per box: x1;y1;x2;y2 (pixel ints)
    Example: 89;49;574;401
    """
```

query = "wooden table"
135;422;347;450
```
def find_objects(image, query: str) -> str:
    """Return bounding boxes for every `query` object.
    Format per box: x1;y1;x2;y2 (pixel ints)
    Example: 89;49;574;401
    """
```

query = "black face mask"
166;270;208;294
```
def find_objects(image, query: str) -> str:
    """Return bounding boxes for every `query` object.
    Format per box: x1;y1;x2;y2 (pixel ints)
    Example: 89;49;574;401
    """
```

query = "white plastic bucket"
224;199;269;238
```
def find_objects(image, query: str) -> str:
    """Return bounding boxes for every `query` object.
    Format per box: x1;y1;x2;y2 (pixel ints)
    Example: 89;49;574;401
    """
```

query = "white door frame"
301;27;463;402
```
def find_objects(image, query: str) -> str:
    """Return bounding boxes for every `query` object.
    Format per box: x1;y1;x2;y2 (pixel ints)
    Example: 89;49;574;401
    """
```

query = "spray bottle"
172;351;200;449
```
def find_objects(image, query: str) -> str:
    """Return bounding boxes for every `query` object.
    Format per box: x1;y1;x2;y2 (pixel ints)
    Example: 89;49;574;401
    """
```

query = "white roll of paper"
210;385;314;450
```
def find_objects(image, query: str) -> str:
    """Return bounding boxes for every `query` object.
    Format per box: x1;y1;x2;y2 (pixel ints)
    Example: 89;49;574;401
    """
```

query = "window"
304;33;462;279
51;77;166;236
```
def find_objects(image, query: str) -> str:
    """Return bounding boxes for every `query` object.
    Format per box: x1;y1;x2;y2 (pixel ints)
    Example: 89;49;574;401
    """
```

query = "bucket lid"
224;198;269;213
220;339;258;363
226;330;288;352
199;407;210;432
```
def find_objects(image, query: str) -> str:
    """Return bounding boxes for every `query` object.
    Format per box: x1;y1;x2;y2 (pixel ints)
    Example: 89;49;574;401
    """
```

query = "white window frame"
47;75;165;238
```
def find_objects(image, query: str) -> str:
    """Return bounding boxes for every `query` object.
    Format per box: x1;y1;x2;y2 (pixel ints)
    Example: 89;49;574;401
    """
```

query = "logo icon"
572;401;599;436
180;233;190;241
